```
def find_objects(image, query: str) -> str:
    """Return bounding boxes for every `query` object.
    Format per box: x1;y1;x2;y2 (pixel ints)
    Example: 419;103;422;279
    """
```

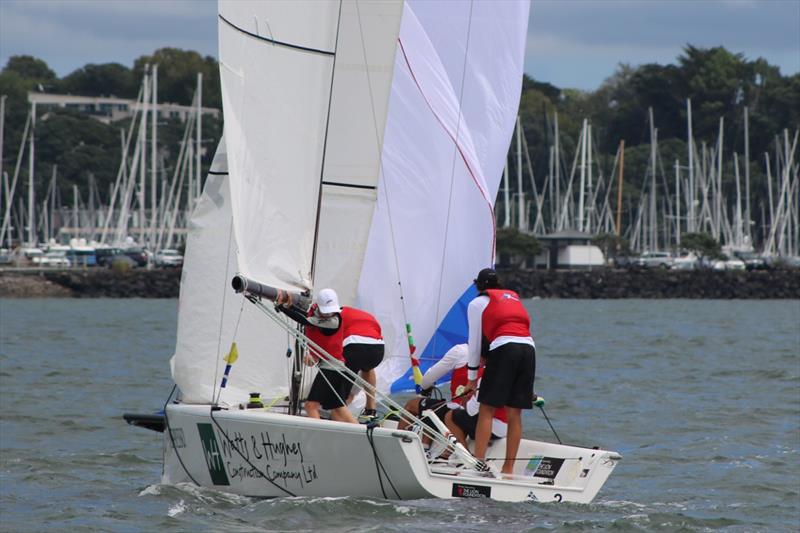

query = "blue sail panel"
390;284;478;392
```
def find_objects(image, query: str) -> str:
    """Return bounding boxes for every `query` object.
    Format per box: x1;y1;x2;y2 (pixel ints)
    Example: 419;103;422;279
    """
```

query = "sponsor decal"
197;423;230;486
169;427;185;448
452;483;491;498
525;456;565;480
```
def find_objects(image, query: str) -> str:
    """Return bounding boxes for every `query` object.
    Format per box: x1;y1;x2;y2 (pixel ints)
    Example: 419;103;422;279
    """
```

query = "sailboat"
126;0;620;502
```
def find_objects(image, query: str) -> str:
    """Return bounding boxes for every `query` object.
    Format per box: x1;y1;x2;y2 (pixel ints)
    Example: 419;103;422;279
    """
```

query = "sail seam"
218;14;336;57
321;180;376;191
208;171;229;175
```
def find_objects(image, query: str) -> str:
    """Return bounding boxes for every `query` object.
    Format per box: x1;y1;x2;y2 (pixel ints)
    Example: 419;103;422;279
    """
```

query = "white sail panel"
313;0;403;305
171;139;291;405
218;0;339;291
360;0;530;390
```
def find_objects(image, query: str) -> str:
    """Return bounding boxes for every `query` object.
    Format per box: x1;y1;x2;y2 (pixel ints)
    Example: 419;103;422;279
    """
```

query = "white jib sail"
312;0;404;305
360;0;530;390
170;138;291;405
218;0;341;291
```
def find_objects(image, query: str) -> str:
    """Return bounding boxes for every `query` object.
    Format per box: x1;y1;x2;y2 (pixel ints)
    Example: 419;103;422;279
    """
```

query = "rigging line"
431;0;476;358
212;217;235;406
321;180;376;191
208;171;229;176
354;0;412;327
310;0;345;282
218;14;335;57
250;299;478;465
162;385;201;486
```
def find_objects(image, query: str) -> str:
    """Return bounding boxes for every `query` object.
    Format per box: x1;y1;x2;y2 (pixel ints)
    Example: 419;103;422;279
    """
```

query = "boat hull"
163;404;620;503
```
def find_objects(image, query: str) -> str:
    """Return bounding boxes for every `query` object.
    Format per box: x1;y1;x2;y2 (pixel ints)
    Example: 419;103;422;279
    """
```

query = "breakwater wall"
0;268;181;298
0;268;797;298
498;268;800;299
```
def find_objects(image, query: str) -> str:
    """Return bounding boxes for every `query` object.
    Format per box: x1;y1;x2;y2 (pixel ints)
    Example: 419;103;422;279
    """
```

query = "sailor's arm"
465;296;488;388
420;345;463;389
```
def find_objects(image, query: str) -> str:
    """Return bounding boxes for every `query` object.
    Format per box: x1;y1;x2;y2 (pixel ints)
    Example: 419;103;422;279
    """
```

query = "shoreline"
1;267;798;299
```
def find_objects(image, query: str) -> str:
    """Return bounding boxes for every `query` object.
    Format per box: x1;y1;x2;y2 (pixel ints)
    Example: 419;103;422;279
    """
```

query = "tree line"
0;45;797;249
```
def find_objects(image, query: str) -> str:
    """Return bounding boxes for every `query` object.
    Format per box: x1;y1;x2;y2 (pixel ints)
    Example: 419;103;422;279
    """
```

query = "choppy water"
1;298;798;532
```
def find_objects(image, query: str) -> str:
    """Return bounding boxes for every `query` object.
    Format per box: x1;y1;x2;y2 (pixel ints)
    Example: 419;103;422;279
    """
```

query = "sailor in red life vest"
463;268;535;475
277;288;358;424
340;306;385;422
398;344;507;448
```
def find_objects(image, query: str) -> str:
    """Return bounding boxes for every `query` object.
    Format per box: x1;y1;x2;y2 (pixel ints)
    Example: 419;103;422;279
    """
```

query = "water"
1;298;798;532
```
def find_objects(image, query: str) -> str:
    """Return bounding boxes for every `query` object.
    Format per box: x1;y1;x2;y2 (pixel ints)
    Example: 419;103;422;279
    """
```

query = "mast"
503;160;510;227
28;101;36;245
675;159;681;248
150;64;158;250
516;115;524;231
577;118;587;232
587;122;593;233
0;95;6;198
743;106;751;243
648;107;657;250
616;140;624;238
196;72;203;205
687;99;694;233
139;66;149;248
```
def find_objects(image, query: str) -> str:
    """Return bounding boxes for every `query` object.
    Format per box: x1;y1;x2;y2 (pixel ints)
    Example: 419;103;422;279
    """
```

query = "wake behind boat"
125;0;620;503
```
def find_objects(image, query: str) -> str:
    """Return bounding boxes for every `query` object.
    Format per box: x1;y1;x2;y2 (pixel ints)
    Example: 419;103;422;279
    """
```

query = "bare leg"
444;411;468;447
362;369;377;411
305;401;321;419
502;407;522;474
397;399;421;431
473;403;496;460
330;406;358;424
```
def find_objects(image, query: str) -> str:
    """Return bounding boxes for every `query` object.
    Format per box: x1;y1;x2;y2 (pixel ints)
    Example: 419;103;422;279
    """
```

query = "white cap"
315;288;340;314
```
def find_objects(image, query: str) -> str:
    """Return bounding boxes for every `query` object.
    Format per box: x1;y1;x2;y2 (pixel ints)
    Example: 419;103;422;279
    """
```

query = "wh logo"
197;423;230;486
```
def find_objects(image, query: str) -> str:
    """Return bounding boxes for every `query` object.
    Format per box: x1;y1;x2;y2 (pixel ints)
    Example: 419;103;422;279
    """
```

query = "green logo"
197;423;230;486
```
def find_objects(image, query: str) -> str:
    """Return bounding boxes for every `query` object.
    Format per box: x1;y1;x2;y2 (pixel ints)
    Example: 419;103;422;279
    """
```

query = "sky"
0;0;798;91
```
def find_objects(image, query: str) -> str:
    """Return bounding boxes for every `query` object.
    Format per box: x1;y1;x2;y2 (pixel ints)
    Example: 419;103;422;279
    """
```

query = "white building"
28;92;220;124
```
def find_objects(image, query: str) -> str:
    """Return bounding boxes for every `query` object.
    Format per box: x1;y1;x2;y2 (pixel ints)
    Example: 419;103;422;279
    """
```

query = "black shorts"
344;343;384;373
451;408;501;440
307;368;353;410
478;343;535;409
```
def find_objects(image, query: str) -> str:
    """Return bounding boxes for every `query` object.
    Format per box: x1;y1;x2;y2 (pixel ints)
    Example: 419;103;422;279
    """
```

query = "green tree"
59;63;137;98
132;48;221;108
681;232;723;260
496;228;540;268
4;55;56;82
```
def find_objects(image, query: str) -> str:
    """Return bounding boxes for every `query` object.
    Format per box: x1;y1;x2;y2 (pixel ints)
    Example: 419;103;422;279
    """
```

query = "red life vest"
340;307;383;340
481;289;530;342
305;309;344;362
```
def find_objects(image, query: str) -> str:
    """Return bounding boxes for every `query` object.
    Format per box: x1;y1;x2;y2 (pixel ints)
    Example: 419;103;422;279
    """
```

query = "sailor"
397;343;473;432
464;268;535;475
277;288;357;424
339;305;385;422
398;343;507;454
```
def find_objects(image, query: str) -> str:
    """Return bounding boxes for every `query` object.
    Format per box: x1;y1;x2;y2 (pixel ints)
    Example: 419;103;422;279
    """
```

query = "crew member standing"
340;305;385;422
464;268;535;475
278;288;357;424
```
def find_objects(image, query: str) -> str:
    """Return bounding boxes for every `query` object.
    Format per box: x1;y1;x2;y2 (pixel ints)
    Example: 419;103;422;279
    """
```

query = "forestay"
359;0;530;391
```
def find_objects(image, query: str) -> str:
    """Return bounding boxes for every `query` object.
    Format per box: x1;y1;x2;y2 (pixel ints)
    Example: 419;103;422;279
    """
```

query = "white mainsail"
360;0;530;391
170;139;291;405
219;0;402;299
172;0;403;405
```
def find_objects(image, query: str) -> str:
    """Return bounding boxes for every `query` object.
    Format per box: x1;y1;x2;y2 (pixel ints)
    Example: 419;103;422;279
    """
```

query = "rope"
162;385;200;486
211;218;235;403
366;423;401;499
539;404;562;444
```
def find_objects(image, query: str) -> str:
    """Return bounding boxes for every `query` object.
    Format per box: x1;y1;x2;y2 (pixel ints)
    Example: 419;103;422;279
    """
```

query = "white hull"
163;404;620;503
